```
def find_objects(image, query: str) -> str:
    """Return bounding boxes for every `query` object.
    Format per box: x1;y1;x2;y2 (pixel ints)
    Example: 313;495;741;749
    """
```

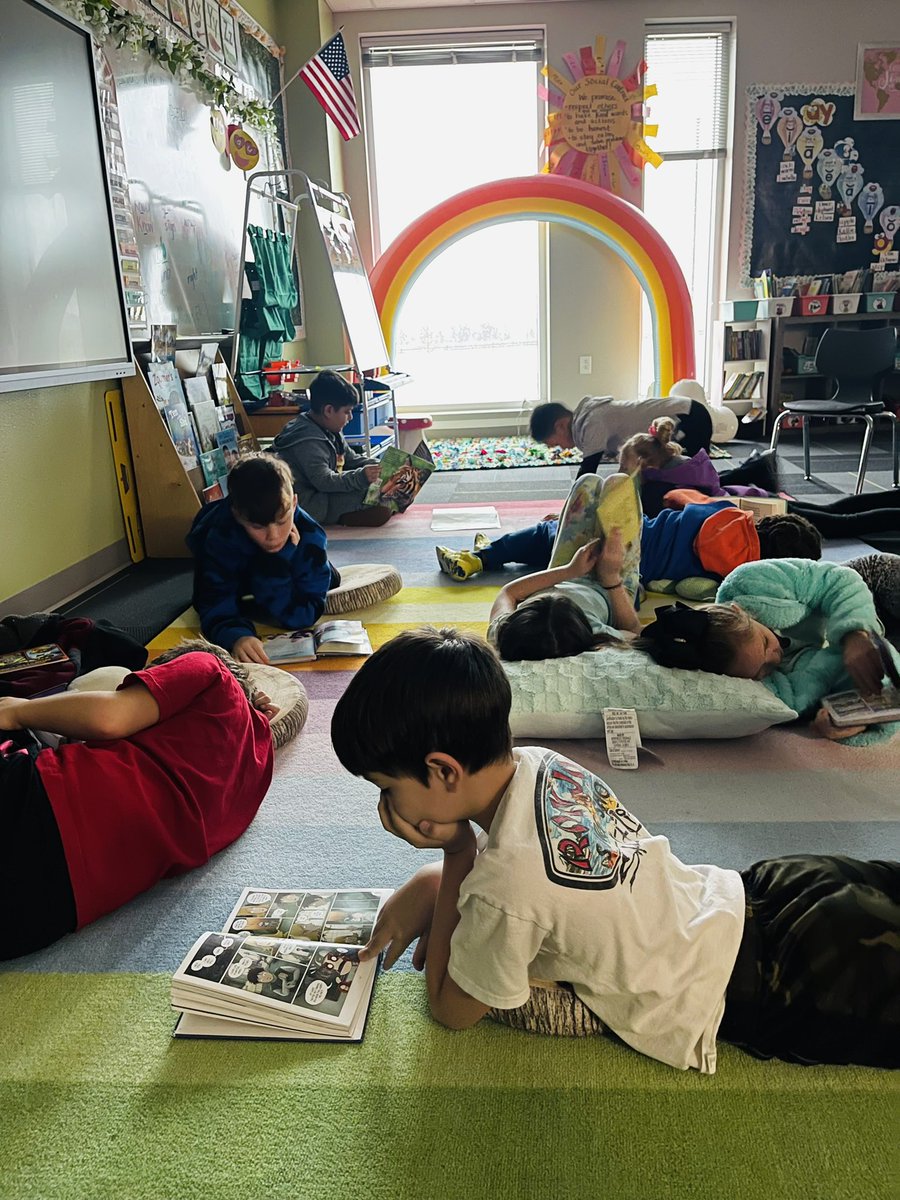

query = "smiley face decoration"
539;36;662;194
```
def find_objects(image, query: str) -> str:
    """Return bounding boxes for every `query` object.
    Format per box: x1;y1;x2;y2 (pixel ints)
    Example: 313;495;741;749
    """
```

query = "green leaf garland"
63;0;276;131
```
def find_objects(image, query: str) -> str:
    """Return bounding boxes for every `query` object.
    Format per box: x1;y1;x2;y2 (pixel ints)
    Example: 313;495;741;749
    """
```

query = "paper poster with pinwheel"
539;36;662;195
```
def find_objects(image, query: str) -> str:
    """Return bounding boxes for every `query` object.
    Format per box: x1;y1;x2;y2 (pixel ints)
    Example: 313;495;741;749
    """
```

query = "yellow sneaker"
436;545;484;581
473;532;491;553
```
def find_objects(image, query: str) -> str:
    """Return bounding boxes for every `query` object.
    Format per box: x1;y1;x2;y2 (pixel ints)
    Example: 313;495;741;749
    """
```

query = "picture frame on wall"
219;7;242;73
203;0;224;62
148;0;171;16
855;44;900;120
168;0;191;35
187;0;207;45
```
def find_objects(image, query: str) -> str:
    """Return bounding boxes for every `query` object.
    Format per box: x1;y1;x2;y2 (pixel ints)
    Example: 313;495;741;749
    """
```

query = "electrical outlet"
579;355;592;375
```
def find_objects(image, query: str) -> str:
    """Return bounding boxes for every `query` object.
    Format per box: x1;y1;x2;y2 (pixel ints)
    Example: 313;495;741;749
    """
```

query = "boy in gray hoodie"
274;371;392;526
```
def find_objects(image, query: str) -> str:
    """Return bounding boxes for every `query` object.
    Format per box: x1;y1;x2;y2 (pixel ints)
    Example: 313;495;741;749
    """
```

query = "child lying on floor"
0;646;276;960
331;628;899;1071
438;471;821;608
639;558;900;746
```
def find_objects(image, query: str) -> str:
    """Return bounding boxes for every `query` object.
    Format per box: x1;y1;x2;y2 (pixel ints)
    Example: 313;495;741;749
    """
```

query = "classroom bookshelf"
121;346;260;558
713;308;900;437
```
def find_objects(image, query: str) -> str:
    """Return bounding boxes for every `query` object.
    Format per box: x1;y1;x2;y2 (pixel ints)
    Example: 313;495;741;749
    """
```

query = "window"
639;22;733;396
361;31;545;412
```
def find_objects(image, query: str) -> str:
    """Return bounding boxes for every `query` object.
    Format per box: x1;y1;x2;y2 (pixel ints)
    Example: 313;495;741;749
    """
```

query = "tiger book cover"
364;443;434;513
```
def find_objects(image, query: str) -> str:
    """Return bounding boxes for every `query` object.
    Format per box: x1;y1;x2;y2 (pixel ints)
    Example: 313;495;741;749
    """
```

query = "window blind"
361;30;543;70
644;24;732;157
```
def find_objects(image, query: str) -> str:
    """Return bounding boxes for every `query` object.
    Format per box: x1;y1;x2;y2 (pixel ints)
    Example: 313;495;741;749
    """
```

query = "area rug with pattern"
429;435;730;471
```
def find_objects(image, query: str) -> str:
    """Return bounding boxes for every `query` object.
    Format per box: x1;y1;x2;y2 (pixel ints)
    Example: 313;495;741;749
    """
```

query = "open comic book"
172;886;392;1041
822;687;900;728
264;621;372;663
364;443;434;513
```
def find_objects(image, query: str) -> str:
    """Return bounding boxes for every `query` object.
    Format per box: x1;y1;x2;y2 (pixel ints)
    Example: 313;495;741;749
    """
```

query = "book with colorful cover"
146;361;186;410
264;621;372;664
364;444;434;513
216;425;240;472
171;886;392;1040
164;402;200;470
0;643;70;676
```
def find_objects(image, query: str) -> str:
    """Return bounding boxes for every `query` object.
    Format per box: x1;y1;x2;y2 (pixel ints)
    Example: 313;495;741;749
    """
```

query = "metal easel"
231;168;400;456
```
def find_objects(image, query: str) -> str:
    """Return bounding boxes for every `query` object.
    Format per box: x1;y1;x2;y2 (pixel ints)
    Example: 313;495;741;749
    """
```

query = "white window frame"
359;28;549;415
642;19;735;392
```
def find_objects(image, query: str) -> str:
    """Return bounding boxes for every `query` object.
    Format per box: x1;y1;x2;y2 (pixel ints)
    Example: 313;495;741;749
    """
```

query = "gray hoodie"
273;412;375;525
572;395;691;458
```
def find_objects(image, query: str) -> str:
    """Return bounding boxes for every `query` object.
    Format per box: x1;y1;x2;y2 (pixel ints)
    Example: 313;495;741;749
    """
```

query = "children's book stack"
145;331;250;503
171;886;391;1041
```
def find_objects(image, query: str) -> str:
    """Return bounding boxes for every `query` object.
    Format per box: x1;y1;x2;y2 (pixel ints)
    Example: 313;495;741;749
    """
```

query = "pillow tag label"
603;708;642;770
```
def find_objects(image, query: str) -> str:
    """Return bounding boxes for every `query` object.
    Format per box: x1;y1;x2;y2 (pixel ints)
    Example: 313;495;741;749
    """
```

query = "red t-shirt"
36;653;273;928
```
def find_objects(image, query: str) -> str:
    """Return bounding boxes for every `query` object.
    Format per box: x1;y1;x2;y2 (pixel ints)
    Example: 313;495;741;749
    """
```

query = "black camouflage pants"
720;855;900;1068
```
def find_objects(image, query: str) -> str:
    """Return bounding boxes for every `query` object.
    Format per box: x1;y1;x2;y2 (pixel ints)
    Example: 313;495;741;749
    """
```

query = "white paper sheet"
430;506;501;532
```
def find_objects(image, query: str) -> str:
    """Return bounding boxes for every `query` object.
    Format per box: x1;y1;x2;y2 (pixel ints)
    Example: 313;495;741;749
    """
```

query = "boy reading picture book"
365;444;434;515
171;886;391;1040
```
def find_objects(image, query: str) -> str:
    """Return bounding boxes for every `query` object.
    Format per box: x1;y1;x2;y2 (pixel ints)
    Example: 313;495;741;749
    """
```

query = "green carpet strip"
1;972;894;1200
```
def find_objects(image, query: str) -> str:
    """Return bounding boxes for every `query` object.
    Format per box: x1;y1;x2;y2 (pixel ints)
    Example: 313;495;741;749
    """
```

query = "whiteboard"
102;40;284;338
0;0;132;393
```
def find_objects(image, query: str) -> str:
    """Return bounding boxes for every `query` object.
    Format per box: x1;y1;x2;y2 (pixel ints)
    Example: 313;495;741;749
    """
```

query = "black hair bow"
641;602;711;669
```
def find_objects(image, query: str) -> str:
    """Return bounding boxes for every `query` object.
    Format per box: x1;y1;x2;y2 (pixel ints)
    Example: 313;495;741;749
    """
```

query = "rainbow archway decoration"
370;174;695;395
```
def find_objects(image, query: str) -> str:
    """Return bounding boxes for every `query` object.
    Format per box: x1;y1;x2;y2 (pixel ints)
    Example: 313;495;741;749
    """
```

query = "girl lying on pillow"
638;559;900;746
0;645;278;960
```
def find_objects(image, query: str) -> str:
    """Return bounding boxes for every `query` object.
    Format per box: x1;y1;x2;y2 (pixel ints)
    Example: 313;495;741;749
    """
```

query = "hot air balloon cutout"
539;36;662;193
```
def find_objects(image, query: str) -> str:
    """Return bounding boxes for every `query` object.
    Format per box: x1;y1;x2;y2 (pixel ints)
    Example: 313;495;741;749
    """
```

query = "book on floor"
821;687;900;728
734;495;788;519
172;886;392;1040
0;643;70;676
364;443;434;513
264;620;373;663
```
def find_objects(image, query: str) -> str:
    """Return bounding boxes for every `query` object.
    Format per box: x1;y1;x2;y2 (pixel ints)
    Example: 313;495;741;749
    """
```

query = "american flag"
299;32;360;141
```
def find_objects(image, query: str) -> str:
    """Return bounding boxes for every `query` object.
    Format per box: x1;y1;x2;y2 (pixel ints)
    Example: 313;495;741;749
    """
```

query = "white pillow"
504;648;797;740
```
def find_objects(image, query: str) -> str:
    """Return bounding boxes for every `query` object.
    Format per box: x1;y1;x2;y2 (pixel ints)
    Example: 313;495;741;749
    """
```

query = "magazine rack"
121;346;259;558
232;169;408;458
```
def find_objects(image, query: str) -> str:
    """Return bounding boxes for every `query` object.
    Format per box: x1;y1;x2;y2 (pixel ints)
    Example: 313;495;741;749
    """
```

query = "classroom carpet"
2;498;897;1200
429;435;731;471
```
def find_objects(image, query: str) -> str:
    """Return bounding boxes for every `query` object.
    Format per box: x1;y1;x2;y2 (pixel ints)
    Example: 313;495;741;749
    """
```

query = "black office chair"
770;324;899;495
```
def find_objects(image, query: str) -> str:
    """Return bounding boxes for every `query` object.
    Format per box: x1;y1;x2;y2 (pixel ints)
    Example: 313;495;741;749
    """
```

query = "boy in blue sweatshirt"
186;454;337;663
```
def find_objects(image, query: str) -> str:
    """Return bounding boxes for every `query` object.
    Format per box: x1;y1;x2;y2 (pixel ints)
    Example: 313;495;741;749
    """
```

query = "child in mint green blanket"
640;558;900;746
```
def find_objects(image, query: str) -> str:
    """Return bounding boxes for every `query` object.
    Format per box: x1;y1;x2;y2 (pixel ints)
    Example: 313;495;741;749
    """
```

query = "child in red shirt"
0;649;275;959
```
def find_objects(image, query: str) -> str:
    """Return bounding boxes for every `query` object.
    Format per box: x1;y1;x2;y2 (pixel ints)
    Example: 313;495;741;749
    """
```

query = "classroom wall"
288;0;894;410
0;0;282;611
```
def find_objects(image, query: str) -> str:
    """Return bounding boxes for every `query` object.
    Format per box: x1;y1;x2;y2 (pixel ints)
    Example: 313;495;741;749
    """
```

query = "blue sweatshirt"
186;499;332;651
639;501;737;583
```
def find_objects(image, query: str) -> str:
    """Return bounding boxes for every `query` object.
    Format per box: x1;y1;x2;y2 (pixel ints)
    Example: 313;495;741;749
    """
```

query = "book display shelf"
121;346;259;558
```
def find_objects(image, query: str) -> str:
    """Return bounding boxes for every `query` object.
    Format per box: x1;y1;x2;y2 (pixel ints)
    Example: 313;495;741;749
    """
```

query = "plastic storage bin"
865;292;895;313
756;298;784;317
771;296;795;316
721;300;758;321
798;294;831;316
832;293;862;315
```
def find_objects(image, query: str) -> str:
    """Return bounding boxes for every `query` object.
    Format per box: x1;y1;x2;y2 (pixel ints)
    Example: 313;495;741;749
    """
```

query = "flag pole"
270;27;345;108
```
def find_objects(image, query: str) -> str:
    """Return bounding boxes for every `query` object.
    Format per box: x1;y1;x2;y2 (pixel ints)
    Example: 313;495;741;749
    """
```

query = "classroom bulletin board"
742;83;900;284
